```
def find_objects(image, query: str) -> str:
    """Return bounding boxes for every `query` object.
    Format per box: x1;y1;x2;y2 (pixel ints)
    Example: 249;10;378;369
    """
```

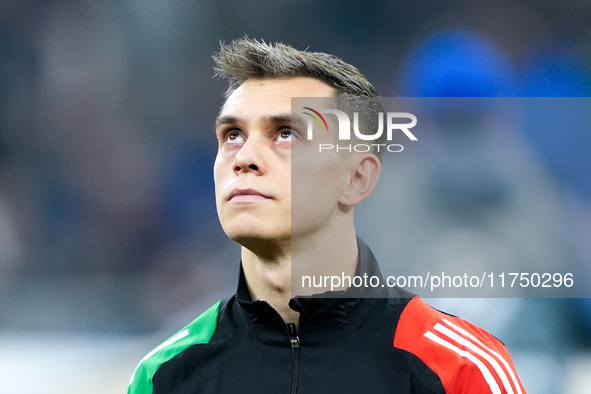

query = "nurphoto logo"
302;107;418;153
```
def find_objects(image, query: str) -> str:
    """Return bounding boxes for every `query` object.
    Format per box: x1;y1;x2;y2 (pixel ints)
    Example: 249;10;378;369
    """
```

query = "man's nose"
233;135;267;175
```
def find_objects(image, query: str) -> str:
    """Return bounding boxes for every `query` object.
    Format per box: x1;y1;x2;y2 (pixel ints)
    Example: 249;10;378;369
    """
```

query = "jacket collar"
234;237;408;327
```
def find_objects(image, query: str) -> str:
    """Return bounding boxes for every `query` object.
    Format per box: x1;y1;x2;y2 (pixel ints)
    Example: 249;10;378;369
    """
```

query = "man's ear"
339;154;381;208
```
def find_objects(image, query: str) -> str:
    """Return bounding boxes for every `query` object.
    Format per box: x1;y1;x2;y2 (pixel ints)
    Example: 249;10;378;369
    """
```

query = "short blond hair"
213;37;386;160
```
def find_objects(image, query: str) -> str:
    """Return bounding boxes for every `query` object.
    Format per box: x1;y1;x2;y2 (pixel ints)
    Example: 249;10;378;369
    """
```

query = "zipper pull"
287;322;300;349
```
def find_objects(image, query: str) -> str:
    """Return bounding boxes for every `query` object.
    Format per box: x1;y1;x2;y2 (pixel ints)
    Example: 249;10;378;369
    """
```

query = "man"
128;37;526;393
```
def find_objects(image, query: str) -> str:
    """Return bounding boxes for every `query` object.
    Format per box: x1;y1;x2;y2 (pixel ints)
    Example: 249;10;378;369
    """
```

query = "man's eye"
277;129;294;142
225;130;244;144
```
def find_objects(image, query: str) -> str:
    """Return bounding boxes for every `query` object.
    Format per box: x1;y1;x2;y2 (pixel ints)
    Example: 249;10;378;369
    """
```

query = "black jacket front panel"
152;240;445;394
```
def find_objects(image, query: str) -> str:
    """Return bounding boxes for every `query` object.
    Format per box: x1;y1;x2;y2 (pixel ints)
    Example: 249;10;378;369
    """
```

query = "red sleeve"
394;297;526;394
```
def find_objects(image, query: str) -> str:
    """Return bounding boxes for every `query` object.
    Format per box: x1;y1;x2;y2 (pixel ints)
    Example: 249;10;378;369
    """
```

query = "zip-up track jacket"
129;240;526;393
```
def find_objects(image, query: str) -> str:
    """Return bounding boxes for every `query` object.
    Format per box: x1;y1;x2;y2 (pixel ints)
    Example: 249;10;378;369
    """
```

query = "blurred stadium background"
1;0;590;392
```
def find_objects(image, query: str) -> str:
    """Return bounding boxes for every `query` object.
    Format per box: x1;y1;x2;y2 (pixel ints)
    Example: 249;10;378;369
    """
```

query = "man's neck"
240;219;358;324
241;242;299;323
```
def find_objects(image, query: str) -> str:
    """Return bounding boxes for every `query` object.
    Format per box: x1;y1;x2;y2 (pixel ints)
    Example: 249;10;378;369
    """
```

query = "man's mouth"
227;188;272;203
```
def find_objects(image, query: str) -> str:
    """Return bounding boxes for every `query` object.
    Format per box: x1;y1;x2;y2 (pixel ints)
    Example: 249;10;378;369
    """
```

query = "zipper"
286;322;300;394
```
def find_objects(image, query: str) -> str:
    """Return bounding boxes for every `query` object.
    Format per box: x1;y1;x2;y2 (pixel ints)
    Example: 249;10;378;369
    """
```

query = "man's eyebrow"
214;113;307;128
215;115;239;128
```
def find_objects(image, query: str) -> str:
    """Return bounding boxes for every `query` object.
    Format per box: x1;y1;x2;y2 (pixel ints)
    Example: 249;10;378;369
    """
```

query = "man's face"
214;77;345;247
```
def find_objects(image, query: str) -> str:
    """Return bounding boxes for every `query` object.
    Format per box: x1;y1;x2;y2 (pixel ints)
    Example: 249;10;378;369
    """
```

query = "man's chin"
227;231;291;253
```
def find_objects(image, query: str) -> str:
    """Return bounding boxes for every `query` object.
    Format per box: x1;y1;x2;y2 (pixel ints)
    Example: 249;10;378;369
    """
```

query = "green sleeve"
127;301;221;394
